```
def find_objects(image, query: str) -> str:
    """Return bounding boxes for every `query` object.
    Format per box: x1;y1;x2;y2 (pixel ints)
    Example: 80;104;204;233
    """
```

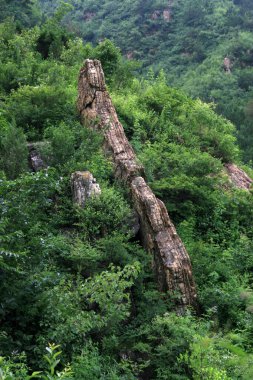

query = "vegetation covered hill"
1;2;253;379
0;0;41;27
38;0;253;162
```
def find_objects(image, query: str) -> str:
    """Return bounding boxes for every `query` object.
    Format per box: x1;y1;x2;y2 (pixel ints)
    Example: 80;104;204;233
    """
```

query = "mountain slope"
38;0;253;161
1;5;253;379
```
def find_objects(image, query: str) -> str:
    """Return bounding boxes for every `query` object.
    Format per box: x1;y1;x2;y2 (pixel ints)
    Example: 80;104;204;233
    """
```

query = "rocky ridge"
77;59;197;312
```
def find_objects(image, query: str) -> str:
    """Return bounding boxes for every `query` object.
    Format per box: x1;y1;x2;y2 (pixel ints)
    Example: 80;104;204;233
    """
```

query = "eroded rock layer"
77;59;197;311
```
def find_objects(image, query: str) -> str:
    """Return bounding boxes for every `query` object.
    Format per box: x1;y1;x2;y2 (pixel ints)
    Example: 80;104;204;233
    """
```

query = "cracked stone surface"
77;59;197;312
71;171;101;207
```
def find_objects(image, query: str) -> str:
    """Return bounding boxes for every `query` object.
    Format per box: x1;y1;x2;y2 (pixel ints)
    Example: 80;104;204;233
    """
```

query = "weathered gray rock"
71;171;101;207
27;142;47;172
224;57;232;74
77;59;197;312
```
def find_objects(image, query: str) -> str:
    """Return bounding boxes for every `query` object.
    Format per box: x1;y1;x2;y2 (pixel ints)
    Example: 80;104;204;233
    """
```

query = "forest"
37;0;253;162
1;0;253;379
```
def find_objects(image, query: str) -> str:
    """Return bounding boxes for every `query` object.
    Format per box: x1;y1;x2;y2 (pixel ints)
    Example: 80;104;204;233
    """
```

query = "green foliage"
133;313;201;379
36;3;73;60
0;355;37;380
72;342;137;380
1;3;253;380
113;74;239;162
0;344;72;379
92;39;121;78
38;0;253;161
41;122;112;179
76;186;132;239
0;116;28;179
8;85;76;139
179;334;253;380
0;0;41;27
37;263;141;356
43;123;75;166
42;344;73;380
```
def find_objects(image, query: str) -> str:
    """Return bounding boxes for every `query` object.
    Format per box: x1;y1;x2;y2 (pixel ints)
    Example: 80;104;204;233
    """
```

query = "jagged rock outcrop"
126;51;134;60
71;171;101;207
163;9;172;21
27;142;47;172
77;59;197;312
224;57;232;74
151;10;160;20
225;163;252;190
151;9;172;21
83;11;96;21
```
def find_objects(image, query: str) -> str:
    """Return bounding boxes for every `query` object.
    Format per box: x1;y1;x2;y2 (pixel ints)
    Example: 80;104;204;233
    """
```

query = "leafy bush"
8;85;76;139
76;186;132;239
37;263;141;355
0;344;73;379
0;115;28;179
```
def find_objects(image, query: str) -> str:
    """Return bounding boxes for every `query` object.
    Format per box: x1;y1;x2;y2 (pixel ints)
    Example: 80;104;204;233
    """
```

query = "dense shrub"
0;115;28;179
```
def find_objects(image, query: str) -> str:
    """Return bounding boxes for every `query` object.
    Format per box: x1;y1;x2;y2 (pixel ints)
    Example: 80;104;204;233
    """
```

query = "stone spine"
77;59;197;312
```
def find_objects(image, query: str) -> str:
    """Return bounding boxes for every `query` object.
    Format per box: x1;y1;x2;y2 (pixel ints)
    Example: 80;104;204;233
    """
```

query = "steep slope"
38;0;253;76
38;0;253;161
1;13;253;379
0;0;41;26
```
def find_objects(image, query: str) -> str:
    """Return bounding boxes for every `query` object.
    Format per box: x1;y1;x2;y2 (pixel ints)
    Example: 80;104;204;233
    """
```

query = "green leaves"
0;345;72;380
76;186;132;239
82;262;141;328
0;116;28;179
8;84;76;139
37;263;141;354
179;333;253;380
41;344;73;379
1;3;253;379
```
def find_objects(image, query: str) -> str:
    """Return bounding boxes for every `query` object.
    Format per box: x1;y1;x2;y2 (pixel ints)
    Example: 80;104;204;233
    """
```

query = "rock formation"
151;9;172;22
224;57;232;74
27;142;47;172
163;9;172;21
225;163;252;190
77;59;197;312
83;11;95;21
71;171;101;207
151;10;160;20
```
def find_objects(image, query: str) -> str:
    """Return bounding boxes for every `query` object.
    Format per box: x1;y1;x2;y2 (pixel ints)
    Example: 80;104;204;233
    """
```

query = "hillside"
37;0;253;162
1;2;253;380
